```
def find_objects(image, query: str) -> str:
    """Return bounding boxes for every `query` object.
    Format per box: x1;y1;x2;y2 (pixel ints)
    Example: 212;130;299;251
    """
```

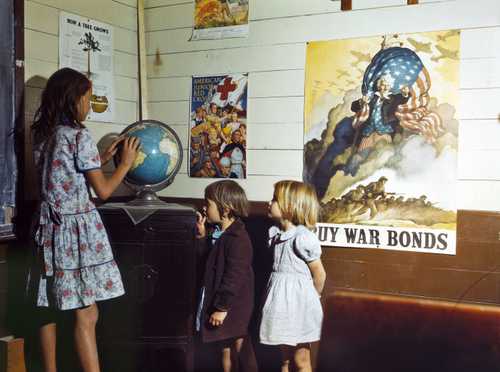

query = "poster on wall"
189;74;248;178
191;0;249;40
59;12;115;122
304;31;460;255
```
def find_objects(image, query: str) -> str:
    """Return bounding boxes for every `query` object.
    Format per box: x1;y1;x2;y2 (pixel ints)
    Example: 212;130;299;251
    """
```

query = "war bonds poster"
304;31;460;255
60;12;115;122
189;74;248;178
192;0;249;40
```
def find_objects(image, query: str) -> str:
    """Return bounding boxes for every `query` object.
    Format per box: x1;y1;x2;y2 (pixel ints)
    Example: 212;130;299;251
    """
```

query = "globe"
114;120;183;205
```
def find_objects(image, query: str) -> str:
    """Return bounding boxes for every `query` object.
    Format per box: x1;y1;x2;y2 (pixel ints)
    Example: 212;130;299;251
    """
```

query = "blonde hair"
273;180;319;229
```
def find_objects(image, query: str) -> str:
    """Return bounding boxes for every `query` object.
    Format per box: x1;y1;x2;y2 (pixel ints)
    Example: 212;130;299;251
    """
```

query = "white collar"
375;91;391;100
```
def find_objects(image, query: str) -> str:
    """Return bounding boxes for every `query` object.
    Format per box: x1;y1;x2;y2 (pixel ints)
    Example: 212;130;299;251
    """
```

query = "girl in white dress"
259;180;326;372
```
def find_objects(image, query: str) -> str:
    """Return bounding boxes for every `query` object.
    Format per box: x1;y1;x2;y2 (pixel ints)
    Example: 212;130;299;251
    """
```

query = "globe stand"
127;188;167;206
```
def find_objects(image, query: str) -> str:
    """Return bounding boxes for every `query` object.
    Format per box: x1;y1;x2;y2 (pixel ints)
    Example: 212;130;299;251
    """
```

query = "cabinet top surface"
98;202;197;215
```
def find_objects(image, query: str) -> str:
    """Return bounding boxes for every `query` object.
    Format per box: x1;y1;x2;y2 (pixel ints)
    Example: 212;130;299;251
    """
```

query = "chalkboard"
0;0;17;240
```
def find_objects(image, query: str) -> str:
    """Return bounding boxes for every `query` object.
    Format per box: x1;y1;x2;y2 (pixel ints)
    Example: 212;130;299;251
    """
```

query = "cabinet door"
100;211;146;243
98;241;145;341
140;240;196;339
99;215;197;340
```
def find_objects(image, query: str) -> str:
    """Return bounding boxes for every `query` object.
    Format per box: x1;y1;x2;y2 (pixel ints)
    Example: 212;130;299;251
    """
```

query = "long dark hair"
32;68;91;144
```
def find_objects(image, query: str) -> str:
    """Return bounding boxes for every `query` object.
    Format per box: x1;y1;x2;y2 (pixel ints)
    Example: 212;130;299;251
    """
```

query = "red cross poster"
304;31;460;255
189;74;248;178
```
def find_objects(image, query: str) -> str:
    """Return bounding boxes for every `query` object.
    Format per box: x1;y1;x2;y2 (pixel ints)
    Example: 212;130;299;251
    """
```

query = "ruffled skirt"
32;209;125;310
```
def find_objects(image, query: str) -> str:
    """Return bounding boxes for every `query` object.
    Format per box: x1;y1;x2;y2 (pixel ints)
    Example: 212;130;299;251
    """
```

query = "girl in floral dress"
30;67;140;372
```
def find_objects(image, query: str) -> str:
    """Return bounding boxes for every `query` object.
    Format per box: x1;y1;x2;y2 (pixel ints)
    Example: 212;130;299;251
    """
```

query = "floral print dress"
33;124;124;310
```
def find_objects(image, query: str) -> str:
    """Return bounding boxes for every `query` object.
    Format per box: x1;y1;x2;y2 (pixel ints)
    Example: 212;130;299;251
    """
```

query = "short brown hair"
205;180;249;218
273;180;319;229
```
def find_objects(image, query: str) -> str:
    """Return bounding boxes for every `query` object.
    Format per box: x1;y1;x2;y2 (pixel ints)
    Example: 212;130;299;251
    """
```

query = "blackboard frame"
0;0;23;242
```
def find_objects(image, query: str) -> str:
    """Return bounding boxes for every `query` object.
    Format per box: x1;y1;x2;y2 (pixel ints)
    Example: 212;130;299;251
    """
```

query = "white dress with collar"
259;225;323;346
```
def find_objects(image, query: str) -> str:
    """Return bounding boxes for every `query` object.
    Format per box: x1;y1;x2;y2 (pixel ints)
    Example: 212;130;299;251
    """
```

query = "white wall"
144;0;500;210
24;0;139;197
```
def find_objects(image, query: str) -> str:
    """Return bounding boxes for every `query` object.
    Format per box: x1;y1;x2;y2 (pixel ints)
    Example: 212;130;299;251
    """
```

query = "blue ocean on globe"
119;123;181;186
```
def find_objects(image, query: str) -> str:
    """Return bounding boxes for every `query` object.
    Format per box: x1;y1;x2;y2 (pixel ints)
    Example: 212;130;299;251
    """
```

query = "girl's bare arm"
85;137;139;201
308;259;326;295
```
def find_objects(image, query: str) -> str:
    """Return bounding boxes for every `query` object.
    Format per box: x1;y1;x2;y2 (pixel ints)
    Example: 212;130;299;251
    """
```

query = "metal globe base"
126;188;167;206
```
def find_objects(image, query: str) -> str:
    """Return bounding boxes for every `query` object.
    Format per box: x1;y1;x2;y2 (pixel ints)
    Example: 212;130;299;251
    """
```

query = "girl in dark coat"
196;180;257;372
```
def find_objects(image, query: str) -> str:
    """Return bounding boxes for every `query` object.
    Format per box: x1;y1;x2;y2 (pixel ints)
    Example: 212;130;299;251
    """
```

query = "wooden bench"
316;290;500;372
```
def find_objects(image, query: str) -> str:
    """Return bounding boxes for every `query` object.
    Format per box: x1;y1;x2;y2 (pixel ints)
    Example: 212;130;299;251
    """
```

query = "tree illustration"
78;32;101;77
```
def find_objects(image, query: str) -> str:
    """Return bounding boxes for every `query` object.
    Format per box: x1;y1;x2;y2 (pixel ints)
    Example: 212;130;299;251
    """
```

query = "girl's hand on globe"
195;210;207;239
119;136;141;170
100;135;125;165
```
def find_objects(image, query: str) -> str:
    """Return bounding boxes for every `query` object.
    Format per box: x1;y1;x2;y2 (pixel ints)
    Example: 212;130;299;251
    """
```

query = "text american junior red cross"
217;78;237;100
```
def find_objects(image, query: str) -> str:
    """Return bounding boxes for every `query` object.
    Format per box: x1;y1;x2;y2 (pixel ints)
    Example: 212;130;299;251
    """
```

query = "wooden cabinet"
97;204;197;372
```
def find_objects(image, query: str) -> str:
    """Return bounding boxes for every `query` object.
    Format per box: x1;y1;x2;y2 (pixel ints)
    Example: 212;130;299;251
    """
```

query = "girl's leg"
231;338;244;372
292;343;312;372
221;337;244;372
221;344;232;372
74;304;100;372
221;336;258;372
40;322;57;372
237;336;258;372
279;345;293;372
